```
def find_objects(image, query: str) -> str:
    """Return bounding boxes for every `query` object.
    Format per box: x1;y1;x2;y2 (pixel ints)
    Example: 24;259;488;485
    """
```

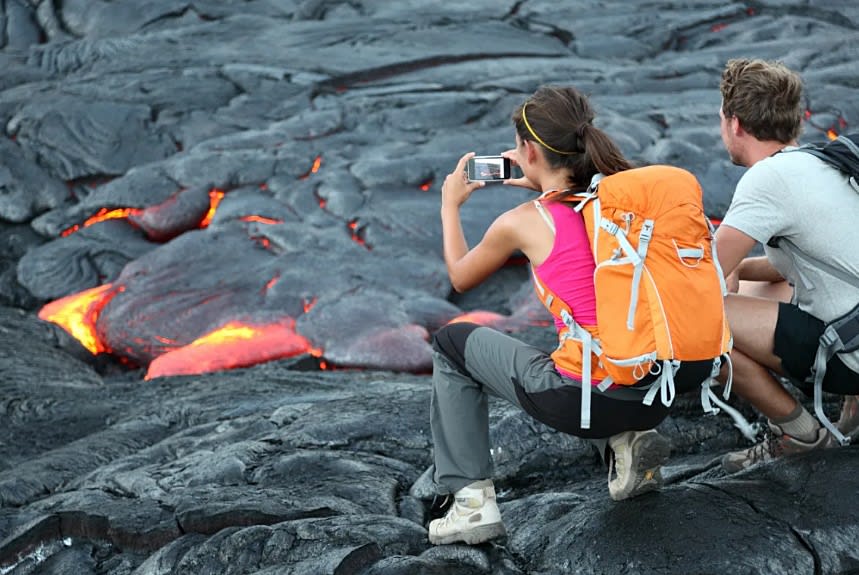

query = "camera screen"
468;157;509;181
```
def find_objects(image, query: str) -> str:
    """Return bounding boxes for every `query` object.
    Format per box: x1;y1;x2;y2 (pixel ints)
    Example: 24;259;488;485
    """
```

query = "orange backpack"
532;165;732;429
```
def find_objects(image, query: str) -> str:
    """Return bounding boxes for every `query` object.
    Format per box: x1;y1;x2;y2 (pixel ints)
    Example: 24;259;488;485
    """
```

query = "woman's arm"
441;153;520;293
442;209;519;292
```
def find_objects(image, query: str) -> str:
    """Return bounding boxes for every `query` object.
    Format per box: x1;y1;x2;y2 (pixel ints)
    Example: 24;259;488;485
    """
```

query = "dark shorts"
774;302;859;395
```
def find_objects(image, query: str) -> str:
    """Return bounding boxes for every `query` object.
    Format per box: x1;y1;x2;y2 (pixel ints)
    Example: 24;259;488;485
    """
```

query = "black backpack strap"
792;133;859;192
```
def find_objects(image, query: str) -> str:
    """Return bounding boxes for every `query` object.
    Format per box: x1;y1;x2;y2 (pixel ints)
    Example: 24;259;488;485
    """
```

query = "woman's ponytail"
581;124;633;178
512;86;633;192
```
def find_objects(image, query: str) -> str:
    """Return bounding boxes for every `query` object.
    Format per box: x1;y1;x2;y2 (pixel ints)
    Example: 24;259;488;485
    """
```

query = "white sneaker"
428;479;506;545
608;430;671;501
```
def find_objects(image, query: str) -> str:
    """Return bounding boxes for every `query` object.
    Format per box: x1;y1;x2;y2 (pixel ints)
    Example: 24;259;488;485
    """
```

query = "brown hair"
512;85;633;193
720;58;803;143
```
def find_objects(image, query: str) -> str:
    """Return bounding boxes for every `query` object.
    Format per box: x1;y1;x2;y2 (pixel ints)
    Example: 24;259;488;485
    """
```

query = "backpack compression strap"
532;199;604;429
811;302;859;446
774;238;859;445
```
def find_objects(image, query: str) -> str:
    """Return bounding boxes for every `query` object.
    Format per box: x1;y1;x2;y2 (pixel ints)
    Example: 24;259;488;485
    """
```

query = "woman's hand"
442;152;485;210
500;148;538;191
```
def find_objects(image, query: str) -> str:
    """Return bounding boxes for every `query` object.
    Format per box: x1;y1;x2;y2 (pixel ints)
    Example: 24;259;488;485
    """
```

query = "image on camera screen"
478;160;502;178
471;157;507;180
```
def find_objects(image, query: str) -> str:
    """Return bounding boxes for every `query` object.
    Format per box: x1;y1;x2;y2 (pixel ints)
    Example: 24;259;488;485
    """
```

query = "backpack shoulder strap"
532;200;555;234
776;237;859;291
792;134;859;180
836;134;859;159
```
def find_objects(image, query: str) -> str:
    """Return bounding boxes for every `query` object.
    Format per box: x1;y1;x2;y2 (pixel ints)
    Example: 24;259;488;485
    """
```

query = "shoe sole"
611;432;671;501
428;522;507;545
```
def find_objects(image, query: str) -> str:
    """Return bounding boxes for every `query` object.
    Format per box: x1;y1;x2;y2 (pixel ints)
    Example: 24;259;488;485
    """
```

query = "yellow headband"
521;102;577;156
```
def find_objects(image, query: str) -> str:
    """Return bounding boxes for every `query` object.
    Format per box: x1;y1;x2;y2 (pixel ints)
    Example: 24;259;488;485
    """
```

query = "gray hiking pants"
430;322;716;494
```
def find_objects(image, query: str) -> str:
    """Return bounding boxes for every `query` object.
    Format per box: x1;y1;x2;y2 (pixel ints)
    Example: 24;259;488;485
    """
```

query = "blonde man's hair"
720;58;803;143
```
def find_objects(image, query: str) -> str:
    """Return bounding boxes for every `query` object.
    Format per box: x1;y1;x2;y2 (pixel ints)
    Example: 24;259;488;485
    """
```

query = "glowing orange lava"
264;275;280;291
827;129;838;141
300;155;323;180
447;310;506;326
38;283;119;354
348;219;369;249
239;215;284;225
303;296;318;313
308;347;329;369
199;188;225;228
61;207;143;237
419;178;433;191
145;319;316;380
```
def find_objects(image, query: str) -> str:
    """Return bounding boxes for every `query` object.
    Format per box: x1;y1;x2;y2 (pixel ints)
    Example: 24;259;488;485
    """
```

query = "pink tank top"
533;201;597;332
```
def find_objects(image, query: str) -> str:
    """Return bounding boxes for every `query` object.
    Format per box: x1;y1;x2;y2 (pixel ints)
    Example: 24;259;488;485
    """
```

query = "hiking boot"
428;479;506;545
607;430;671;501
836;395;859;442
722;420;832;473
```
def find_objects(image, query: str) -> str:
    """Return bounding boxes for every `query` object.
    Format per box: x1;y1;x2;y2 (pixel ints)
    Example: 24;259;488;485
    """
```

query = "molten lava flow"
61;207;143;237
251;235;272;249
309;346;328;370
145;319;317;380
199;188;225;228
827;129;838;141
299;155;323;180
348;219;369;249
38;283;119;354
264;274;280;292
447;310;506;327
709;217;723;226
710;23;728;32
239;215;284;225
303;296;318;313
419;178;433;191
61;188;228;238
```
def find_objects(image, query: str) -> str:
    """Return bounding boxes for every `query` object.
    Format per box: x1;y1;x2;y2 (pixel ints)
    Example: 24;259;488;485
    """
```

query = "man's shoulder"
759;146;841;176
737;147;836;191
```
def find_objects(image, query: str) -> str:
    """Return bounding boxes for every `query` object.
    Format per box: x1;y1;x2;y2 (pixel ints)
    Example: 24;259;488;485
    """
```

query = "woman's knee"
433;322;480;373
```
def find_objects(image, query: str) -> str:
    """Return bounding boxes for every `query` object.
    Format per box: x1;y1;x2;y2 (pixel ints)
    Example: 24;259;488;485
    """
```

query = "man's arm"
735;256;784;283
715;224;758;278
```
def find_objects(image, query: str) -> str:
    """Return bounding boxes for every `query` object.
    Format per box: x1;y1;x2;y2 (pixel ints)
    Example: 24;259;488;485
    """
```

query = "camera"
466;156;511;182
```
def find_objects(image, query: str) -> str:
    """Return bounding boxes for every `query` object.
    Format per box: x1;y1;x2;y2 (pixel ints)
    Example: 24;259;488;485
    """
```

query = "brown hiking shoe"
608;430;671;501
722;420;832;473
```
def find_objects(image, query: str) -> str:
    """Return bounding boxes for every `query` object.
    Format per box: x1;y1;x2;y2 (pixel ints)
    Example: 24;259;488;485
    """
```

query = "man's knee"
737;279;793;302
433;322;480;373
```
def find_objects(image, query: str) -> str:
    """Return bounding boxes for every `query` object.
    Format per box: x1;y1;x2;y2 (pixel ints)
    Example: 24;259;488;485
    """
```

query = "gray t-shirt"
722;147;859;372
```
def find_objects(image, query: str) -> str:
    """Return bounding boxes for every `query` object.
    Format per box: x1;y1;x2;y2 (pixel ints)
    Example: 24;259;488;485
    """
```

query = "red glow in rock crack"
240;215;283;225
199;188;225;228
299;155;323;180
